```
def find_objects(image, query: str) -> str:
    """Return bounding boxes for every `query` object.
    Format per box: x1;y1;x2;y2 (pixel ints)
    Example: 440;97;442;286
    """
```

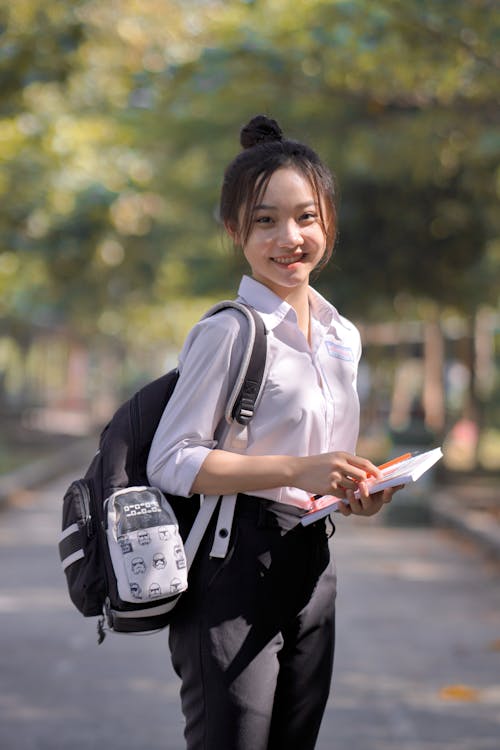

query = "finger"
355;483;384;514
330;454;377;485
345;489;364;514
330;472;358;494
346;455;383;479
382;489;394;504
377;485;405;504
330;471;344;486
336;501;352;516
328;480;348;500
392;484;406;492
338;477;361;491
383;485;404;502
356;480;372;502
370;489;392;506
338;464;370;483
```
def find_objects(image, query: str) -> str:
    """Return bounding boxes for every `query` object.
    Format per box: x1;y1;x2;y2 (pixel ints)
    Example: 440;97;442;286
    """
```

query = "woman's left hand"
336;483;405;517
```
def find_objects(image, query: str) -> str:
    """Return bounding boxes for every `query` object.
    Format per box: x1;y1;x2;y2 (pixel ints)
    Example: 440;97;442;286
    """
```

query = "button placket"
312;350;336;452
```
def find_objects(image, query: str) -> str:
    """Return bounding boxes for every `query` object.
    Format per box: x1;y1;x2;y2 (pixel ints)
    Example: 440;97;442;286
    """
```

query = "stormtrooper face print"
131;557;146;575
153;553;166;570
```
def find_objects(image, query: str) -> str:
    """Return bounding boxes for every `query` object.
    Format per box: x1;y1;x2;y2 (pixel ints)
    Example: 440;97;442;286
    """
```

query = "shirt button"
219;528;229;538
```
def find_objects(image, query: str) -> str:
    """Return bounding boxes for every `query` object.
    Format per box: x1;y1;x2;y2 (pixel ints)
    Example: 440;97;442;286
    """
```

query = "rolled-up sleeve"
147;312;246;497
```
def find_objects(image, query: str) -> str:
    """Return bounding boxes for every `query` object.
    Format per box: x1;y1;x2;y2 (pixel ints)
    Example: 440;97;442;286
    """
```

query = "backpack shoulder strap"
202;300;267;426
184;301;268;565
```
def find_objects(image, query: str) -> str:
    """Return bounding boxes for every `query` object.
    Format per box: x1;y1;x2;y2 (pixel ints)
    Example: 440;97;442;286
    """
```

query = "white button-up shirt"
147;275;361;509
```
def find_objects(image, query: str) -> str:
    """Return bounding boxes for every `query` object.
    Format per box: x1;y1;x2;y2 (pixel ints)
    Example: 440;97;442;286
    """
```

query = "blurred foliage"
0;0;499;346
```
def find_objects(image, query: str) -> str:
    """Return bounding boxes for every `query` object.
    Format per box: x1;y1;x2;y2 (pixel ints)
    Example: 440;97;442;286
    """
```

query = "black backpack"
58;302;267;642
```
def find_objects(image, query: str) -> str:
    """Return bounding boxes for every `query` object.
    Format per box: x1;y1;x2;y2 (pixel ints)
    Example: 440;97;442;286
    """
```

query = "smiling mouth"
272;254;305;265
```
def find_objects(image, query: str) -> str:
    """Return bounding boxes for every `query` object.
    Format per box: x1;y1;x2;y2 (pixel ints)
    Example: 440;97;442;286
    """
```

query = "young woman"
147;115;400;750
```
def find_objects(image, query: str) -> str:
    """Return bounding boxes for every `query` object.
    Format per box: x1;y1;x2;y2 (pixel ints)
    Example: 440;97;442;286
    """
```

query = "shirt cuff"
166;444;213;497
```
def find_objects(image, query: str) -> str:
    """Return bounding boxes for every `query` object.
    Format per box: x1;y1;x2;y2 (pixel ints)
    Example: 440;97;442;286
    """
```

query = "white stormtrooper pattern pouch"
106;486;188;604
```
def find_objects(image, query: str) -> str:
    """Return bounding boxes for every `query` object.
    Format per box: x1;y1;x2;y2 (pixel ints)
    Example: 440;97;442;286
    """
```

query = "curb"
0;437;96;509
432;491;500;560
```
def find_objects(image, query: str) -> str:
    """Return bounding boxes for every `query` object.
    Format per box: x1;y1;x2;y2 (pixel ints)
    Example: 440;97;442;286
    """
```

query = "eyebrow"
252;201;318;211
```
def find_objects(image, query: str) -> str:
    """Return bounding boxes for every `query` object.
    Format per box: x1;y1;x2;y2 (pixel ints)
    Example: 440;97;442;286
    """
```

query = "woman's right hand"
192;449;382;499
292;451;382;499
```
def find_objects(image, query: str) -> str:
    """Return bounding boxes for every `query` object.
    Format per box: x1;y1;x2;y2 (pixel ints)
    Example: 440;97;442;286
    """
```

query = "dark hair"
220;115;338;268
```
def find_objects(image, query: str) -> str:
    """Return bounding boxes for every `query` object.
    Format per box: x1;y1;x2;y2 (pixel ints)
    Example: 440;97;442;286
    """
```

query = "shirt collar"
237;276;295;331
237;275;354;337
307;286;355;336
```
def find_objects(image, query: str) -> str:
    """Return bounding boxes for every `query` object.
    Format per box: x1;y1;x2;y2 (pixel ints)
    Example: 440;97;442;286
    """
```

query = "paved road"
1;472;499;750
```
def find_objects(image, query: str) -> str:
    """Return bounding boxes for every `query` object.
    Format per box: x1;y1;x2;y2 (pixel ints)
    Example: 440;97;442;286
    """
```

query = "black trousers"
169;494;337;750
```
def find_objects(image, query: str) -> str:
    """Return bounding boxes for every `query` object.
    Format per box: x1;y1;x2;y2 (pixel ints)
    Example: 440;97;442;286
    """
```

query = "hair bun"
240;115;284;149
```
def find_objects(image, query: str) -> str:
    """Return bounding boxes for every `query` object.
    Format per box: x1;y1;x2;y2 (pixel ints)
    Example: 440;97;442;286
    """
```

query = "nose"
277;220;304;249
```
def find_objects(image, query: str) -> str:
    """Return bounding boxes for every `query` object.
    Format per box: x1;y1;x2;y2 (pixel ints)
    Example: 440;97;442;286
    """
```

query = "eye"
255;215;273;225
299;211;318;222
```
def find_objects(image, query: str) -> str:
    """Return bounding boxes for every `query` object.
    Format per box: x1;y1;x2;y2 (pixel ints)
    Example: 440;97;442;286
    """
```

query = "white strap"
181;425;236;565
209;494;237;559
180;491;238;567
183;494;221;571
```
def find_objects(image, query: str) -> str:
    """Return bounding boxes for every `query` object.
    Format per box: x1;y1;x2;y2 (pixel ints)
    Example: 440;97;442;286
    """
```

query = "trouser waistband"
234;493;324;533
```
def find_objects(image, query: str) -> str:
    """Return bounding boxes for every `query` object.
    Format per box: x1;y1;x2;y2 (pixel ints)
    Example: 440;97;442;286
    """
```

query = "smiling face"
230;167;328;300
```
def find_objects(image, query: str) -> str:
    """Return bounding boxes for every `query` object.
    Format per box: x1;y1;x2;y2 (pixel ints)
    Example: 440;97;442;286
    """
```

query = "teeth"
273;255;302;265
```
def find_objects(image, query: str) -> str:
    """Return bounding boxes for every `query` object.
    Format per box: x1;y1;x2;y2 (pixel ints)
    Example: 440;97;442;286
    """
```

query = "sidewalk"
1;465;499;750
432;482;500;560
327;513;500;750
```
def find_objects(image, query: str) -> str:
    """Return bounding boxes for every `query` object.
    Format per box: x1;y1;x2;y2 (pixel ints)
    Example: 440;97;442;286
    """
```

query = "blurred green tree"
0;0;498;345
